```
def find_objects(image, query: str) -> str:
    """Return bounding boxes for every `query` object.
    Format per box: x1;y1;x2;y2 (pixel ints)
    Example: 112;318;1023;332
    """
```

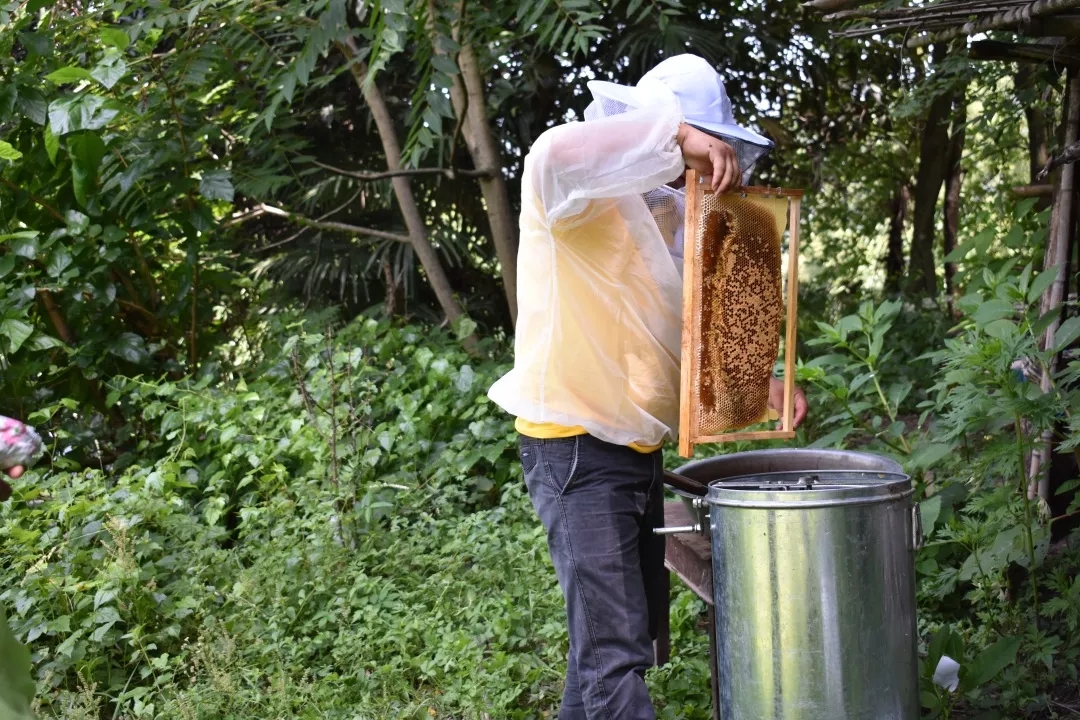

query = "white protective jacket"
487;102;689;447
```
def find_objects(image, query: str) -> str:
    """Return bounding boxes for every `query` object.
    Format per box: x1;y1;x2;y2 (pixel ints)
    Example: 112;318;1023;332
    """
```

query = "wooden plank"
680;169;701;458
663;501;713;605
704;185;804;198
694;430;798;443
783;196;801;434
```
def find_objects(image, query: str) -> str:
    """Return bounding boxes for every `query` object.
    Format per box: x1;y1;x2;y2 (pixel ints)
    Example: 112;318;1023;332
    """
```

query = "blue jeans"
519;434;666;720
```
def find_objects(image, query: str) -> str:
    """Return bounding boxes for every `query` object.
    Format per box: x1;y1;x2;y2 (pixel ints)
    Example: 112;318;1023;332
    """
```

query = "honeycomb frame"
678;171;803;458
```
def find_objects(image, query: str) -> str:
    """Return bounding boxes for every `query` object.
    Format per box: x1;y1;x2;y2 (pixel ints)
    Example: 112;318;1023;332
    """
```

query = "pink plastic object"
0;416;42;471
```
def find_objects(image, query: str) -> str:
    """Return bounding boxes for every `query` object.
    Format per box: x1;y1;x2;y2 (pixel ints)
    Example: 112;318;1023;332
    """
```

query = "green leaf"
48;94;118;136
983;319;1016;341
431;55;460;76
1053;316;1080;352
67;131;106;208
0;604;35;720
0;256;13;279
107;332;148;363
0;141;22;162
909;443;951;470
0;319;34;354
28;334;64;351
1028;267;1058;303
919;495;942;534
198;169;234;202
100;27;130;49
15;88;47;125
46;66;94;84
808;425;853;449
91;50;127;89
960;637;1021;690
972;299;1013;326
47;247;73;278
44;125;59;165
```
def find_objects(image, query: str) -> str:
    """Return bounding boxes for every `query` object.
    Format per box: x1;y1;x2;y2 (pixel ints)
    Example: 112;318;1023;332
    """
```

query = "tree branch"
228;203;411;244
312;159;494;181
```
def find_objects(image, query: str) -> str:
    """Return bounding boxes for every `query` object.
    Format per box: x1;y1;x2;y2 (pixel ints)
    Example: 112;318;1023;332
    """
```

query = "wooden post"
1032;66;1080;500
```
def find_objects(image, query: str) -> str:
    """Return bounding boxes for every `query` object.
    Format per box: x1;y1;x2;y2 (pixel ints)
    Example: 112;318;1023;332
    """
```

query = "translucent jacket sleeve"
528;104;685;227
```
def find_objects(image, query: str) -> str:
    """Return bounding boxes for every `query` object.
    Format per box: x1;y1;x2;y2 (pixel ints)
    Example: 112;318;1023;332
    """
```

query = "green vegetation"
2;0;1080;717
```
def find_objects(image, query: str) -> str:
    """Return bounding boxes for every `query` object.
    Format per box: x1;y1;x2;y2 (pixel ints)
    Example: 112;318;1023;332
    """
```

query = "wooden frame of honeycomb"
678;170;803;458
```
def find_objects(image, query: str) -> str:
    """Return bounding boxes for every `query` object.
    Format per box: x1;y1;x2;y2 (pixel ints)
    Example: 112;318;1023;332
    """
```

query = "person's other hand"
676;123;740;194
3;465;24;479
768;377;808;430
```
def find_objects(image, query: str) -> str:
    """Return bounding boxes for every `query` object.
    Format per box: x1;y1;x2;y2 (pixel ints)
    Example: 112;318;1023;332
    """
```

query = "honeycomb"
693;193;786;435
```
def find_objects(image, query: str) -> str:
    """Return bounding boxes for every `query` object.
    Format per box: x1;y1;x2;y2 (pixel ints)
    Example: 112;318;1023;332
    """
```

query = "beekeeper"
487;54;809;719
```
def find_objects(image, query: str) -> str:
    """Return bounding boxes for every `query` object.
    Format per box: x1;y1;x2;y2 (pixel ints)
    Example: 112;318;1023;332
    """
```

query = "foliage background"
2;0;1080;718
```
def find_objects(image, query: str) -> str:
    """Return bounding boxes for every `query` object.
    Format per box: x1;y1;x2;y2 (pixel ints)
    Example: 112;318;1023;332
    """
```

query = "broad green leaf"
1053;316;1080;352
0;256;13;279
0;141;22;162
91;50;127;89
44;125;59;164
107;332;149;363
47;247;73;277
1028;267;1059;303
808;425;853;449
909;443;951;470
14;88;47;125
971;299;1013;326
983;319;1017;341
0;604;35;720
100;27;130;49
919;494;942;534
960;637;1021;690
28;334;64;351
431;55;460;76
46;66;94;84
67;131;106;207
198;169;234;202
0;319;34;354
48;94;118;136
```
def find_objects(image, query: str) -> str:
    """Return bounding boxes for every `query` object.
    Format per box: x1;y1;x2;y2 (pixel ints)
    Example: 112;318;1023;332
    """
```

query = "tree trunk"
943;90;967;300
907;45;954;296
427;0;519;325
337;38;471;337
885;184;909;293
457;42;519;325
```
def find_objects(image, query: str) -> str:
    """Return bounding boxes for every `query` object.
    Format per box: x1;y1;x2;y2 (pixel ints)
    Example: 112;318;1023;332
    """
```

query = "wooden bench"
655;500;720;720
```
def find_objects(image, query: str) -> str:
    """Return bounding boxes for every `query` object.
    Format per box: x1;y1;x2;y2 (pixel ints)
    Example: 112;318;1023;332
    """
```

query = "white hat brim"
690;118;774;149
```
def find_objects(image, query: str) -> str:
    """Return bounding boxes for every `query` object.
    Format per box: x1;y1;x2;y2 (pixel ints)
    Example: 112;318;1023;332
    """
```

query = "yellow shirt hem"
515;418;664;454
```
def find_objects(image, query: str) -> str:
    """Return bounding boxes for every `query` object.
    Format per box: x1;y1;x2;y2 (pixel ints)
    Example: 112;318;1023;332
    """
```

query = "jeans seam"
554;490;614;720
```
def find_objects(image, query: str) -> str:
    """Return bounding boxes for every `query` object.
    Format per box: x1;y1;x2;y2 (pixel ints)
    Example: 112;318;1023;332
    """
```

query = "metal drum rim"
706;470;912;508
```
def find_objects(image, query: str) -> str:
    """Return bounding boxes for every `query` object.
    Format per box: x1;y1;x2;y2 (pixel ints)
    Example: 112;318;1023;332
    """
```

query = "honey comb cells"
696;194;784;434
678;172;801;457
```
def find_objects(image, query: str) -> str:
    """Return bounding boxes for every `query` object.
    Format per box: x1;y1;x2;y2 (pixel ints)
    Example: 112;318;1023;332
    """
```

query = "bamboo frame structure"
678;172;803;458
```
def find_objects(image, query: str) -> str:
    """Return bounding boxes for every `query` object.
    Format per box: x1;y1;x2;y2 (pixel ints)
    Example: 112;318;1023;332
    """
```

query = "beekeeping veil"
583;54;775;263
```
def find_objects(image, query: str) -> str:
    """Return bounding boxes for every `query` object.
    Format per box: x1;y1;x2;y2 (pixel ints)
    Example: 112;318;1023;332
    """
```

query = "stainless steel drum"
705;466;920;720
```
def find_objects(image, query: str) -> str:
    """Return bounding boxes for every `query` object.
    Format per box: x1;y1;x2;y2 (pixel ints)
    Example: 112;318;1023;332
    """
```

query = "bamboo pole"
906;0;1080;47
1030;66;1080;501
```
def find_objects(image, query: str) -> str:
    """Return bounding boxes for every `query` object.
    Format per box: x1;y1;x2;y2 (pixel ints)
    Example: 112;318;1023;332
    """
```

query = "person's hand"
768;377;808;430
3;465;24;480
676;123;740;194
